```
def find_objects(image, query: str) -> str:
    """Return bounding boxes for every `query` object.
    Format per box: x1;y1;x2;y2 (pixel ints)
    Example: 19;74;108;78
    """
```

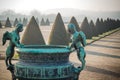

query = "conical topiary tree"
5;17;12;28
23;17;28;26
13;18;19;27
46;18;50;26
69;16;81;31
68;16;81;41
36;17;39;26
40;18;46;26
48;13;69;45
19;18;22;23
95;18;102;36
89;20;96;37
99;18;104;34
80;17;92;39
0;21;2;28
21;16;45;45
96;18;103;35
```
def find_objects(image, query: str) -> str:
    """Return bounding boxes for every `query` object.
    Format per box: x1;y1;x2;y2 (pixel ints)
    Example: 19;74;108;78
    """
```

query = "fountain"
15;45;74;80
2;17;86;80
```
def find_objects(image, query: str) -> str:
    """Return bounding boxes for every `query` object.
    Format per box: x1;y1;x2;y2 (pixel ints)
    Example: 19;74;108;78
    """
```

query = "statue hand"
74;66;81;73
20;44;24;48
66;46;70;50
16;44;24;48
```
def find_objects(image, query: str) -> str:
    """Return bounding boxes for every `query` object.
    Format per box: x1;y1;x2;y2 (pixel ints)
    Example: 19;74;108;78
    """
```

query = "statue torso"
71;32;82;49
9;31;20;47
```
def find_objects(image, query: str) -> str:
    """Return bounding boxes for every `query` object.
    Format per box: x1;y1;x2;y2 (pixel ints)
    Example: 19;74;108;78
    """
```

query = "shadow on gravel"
73;62;120;78
86;50;120;59
90;44;120;49
98;40;120;43
105;37;120;40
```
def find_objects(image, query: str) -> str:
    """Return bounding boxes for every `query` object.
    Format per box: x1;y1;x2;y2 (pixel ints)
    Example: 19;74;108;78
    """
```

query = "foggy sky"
0;0;120;13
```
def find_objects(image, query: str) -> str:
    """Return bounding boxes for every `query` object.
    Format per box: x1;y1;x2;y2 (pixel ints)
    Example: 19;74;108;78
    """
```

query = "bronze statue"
2;23;24;69
67;23;86;80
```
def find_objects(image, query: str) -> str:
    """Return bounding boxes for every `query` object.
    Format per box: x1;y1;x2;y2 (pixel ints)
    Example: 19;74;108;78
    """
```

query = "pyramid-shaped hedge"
80;17;92;39
5;17;12;28
14;18;19;27
48;13;69;45
23;17;28;26
0;21;2;28
21;16;45;45
69;16;81;31
40;18;46;26
46;18;50;26
89;20;96;37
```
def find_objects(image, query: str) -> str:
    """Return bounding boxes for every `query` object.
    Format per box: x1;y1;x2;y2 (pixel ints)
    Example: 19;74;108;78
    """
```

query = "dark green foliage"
0;21;2;28
46;18;50;26
36;18;39;26
89;20;96;37
48;13;69;45
96;18;105;35
13;18;19;27
23;17;28;26
40;18;46;26
95;18;100;35
99;18;104;34
5;17;12;28
21;16;45;45
94;18;120;35
19;18;22;23
80;17;92;39
69;16;80;31
68;16;81;41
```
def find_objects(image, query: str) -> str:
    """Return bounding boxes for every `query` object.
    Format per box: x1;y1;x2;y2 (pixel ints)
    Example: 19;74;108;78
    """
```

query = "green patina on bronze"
15;45;74;80
67;23;86;80
2;23;24;80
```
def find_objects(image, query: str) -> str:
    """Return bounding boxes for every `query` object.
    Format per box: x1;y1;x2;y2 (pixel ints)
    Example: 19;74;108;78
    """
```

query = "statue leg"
73;67;80;80
5;57;9;67
9;57;13;65
77;47;86;71
9;52;14;66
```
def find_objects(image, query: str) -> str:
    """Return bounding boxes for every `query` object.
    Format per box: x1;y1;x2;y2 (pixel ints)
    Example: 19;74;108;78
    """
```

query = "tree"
19;18;22;23
80;17;92;39
21;16;45;45
48;13;69;45
40;18;46;26
89;20;96;37
46;18;50;26
5;17;12;28
69;16;81;31
0;21;2;28
23;17;28;26
36;17;39;25
13;18;19;27
30;10;41;18
95;18;101;36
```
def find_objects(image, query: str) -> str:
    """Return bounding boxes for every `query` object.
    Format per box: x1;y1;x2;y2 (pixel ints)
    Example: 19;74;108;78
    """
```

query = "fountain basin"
15;45;74;80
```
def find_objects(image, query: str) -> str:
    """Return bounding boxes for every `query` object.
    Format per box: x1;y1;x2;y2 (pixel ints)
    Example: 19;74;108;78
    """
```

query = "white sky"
0;0;120;13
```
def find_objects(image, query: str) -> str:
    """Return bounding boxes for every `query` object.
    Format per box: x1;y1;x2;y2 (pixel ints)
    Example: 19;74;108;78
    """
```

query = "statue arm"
69;37;78;49
78;32;86;47
11;36;21;47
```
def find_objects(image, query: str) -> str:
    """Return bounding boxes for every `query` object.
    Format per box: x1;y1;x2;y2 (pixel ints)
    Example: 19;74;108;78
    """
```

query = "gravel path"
70;29;120;80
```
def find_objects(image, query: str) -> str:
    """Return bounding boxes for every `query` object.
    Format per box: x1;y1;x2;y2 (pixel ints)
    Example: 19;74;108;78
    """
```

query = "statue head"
67;23;76;34
15;23;23;32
